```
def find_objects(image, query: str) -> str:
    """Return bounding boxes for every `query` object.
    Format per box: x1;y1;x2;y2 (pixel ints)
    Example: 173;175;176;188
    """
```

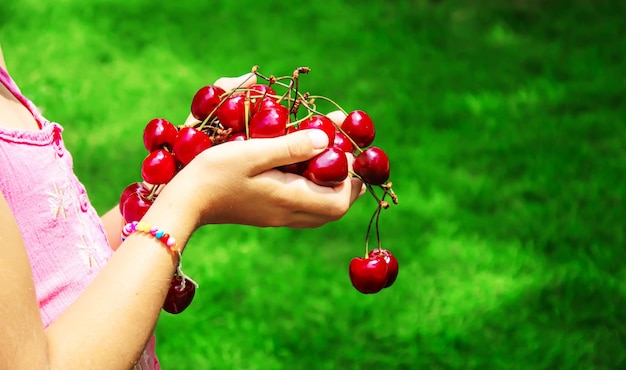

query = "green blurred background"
1;0;625;369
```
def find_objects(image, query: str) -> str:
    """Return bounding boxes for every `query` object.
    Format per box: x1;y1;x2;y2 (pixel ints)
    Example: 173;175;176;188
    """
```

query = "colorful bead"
121;222;179;253
166;237;176;248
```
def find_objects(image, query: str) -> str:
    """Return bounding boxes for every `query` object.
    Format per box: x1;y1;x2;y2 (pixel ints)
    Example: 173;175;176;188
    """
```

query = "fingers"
350;177;366;205
186;127;362;228
241;127;363;209
344;151;365;205
254;170;354;227
325;110;347;127
184;114;199;126
213;73;257;91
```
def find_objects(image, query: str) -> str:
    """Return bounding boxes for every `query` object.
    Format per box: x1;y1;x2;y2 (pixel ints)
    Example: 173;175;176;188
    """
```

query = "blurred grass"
1;0;625;369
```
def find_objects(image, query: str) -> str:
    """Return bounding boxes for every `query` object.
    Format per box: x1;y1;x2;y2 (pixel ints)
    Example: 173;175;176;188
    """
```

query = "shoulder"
0;45;7;71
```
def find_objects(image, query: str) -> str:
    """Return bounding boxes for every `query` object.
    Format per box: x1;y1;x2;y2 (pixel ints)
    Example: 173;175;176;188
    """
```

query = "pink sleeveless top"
0;68;159;369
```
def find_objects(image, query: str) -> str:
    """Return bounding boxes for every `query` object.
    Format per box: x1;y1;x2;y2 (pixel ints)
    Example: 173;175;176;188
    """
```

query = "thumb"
243;129;329;174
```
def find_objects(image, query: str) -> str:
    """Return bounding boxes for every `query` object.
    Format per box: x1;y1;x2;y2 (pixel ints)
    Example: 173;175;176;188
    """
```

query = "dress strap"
0;67;46;128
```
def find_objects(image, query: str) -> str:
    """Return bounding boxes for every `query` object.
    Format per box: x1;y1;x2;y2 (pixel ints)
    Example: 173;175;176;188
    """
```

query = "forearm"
45;194;197;369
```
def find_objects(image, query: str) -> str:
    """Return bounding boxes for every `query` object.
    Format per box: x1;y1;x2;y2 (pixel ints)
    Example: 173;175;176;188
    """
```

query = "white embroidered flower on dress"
75;214;109;270
46;182;72;219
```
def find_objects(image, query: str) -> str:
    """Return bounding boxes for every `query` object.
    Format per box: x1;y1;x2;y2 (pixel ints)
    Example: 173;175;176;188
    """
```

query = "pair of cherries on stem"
349;248;399;294
348;193;399;294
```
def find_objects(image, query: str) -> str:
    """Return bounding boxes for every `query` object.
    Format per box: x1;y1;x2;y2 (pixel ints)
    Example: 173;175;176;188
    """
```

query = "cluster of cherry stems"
119;66;399;314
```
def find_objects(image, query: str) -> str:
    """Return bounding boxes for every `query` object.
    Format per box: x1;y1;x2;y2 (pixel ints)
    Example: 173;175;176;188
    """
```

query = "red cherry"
298;115;336;143
249;106;289;138
303;147;348;187
191;85;226;121
141;149;178;185
368;248;399;288
172;127;212;166
143;118;178;152
277;161;308;175
333;131;354;152
252;96;282;115
119;182;150;213
342;110;375;148
217;95;247;133
249;83;276;100
228;132;248;142
162;274;197;314
349;255;388;294
353;146;390;185
122;191;153;223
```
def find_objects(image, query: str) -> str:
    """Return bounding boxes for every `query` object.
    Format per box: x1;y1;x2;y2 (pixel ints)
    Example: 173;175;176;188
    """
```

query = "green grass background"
2;0;625;369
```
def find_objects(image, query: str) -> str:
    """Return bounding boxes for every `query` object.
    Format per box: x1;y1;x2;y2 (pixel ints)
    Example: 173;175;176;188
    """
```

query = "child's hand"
160;128;363;229
154;72;364;231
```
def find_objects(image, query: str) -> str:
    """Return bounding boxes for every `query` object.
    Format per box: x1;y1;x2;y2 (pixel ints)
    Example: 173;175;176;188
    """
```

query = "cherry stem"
254;66;316;120
302;103;363;154
375;209;382;251
381;182;399;205
244;90;251;139
286;110;316;129
358;181;389;209
363;178;392;257
364;201;386;257
364;204;378;257
147;184;160;201
197;74;255;131
254;67;308;89
253;70;299;108
305;95;348;116
290;68;300;120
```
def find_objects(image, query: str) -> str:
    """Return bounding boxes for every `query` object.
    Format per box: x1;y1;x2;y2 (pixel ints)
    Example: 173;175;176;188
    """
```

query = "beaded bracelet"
121;221;181;253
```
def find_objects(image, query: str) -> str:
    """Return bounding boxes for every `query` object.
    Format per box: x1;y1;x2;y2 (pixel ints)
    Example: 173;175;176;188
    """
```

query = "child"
0;45;363;369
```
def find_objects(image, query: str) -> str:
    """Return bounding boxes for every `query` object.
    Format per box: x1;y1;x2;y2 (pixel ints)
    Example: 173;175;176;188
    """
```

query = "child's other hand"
184;73;257;126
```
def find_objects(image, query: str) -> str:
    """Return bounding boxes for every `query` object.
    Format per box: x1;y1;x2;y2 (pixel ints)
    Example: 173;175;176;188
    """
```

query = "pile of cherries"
120;66;400;313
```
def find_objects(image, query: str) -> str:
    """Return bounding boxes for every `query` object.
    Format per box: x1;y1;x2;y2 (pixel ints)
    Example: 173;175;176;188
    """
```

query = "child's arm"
0;187;190;369
0;127;362;368
0;192;49;368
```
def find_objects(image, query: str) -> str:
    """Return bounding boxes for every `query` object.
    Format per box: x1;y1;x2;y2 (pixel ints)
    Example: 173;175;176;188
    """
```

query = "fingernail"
307;130;329;149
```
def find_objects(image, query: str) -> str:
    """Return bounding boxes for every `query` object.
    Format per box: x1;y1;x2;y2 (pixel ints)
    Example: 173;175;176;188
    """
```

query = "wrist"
138;185;199;253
